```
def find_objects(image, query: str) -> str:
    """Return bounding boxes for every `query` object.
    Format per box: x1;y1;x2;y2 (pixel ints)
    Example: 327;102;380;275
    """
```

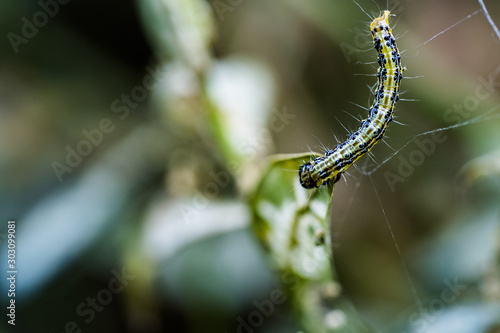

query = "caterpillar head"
299;162;343;189
299;163;320;189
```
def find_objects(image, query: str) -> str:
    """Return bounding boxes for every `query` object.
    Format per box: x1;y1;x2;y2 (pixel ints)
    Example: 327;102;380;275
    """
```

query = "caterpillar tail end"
370;10;391;31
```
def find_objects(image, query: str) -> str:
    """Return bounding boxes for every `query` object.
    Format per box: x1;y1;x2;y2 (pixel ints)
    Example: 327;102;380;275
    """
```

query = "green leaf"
250;153;335;281
250;153;374;332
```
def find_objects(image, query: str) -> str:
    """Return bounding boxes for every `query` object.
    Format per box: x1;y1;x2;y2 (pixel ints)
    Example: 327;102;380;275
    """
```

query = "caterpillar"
299;10;402;189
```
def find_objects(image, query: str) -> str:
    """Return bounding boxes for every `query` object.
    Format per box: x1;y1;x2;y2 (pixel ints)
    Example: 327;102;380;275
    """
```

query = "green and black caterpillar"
299;11;402;189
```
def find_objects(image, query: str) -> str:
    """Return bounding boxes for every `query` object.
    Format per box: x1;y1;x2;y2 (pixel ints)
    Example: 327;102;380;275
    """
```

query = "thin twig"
478;0;500;41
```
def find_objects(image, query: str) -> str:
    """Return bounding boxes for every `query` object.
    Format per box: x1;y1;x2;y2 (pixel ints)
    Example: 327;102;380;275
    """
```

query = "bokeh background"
1;0;500;332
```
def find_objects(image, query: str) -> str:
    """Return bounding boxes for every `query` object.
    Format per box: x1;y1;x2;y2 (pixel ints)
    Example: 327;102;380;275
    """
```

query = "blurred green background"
1;0;500;332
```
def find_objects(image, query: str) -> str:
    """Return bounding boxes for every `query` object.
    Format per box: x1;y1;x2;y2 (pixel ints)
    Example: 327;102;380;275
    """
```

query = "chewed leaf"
250;153;335;281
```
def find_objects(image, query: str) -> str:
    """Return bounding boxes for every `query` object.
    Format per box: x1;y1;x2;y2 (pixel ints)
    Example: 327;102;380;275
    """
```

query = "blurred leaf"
404;303;500;333
7;126;167;298
458;151;500;187
414;208;500;288
136;0;215;71
206;57;276;191
142;198;249;262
